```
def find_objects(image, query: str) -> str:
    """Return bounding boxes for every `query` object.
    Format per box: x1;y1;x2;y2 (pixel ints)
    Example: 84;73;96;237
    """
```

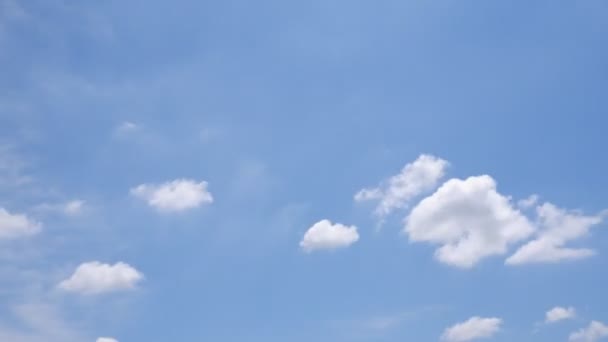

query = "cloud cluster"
439;311;606;342
404;175;534;268
352;154;606;268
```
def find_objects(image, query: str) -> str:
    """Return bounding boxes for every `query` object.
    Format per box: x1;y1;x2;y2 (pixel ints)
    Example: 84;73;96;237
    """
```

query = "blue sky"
1;0;607;341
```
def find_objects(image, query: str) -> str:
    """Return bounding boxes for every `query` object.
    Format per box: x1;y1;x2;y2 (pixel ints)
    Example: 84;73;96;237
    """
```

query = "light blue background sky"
1;0;607;341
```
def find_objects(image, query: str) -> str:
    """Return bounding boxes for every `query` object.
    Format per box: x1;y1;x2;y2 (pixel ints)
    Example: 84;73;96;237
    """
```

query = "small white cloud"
300;219;359;252
115;121;139;133
0;207;41;240
569;321;608;342
506;203;603;265
518;194;539;209
404;175;534;268
58;261;143;295
97;338;118;342
130;179;213;213
355;154;448;222
63;200;85;216
441;316;502;342
546;306;576;323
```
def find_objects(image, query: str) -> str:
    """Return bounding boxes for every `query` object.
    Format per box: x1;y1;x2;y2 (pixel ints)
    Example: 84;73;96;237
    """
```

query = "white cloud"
506;203;603;265
355;154;448;222
441;316;502;342
130;179;213;212
0;207;41;240
570;321;608;342
115;121;139;133
518;194;539;209
33;200;86;217
63;200;85;215
58;261;143;295
546;306;576;323
404;175;535;268
300;219;359;252
97;338;118;342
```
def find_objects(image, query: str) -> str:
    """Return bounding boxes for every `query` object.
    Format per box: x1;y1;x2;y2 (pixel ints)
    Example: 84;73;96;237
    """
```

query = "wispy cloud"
0;302;86;342
0;144;33;188
114;121;140;134
33;200;86;217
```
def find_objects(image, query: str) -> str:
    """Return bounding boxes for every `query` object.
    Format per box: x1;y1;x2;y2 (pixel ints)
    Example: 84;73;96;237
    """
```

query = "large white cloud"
441;316;502;342
300;219;359;252
404;175;534;268
130;179;213;212
97;338;118;342
569;321;608;342
0;207;41;240
506;203;604;265
546;306;576;323
58;261;143;295
355;154;448;221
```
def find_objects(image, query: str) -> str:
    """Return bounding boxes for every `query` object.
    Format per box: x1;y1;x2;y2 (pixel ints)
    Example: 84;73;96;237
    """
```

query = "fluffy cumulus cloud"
0;207;41;240
441;316;502;342
355;154;448;221
569;321;608;342
506;203;604;265
404;175;534;268
58;261;143;295
546;306;576;323
97;338;118;342
130;179;213;212
300;219;359;252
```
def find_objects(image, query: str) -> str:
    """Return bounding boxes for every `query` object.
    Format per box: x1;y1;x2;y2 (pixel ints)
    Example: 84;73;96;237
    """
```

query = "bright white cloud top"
0;207;41;240
441;316;502;342
130;179;213;213
569;321;608;342
404;175;534;268
507;203;604;265
546;306;576;323
97;338;118;342
355;154;448;221
59;261;144;295
300;219;359;252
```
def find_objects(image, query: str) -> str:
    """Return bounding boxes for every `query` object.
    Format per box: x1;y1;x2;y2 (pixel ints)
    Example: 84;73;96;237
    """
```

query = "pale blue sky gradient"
1;1;607;341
